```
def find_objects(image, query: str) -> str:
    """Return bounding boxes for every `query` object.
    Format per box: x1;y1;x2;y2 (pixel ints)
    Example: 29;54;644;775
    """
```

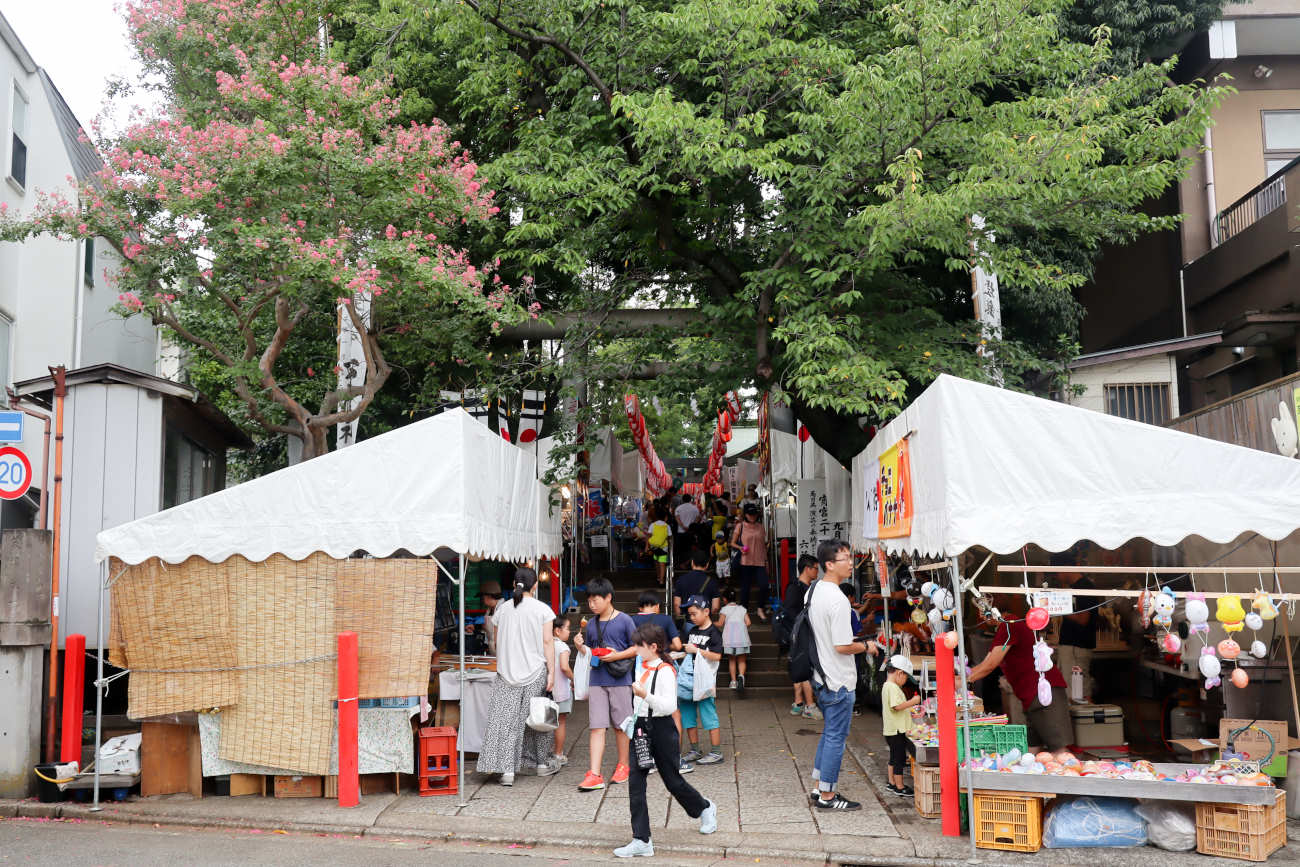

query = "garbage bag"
1134;801;1197;851
1042;797;1147;848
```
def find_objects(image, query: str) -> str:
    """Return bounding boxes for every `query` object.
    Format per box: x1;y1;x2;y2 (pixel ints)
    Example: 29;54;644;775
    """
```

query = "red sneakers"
578;771;605;791
611;763;631;785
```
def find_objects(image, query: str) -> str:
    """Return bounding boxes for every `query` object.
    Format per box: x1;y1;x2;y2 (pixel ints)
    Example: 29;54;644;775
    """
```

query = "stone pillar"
0;529;53;797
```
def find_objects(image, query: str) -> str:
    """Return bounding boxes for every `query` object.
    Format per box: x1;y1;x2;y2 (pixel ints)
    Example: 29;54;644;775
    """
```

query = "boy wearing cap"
680;597;725;767
882;656;921;796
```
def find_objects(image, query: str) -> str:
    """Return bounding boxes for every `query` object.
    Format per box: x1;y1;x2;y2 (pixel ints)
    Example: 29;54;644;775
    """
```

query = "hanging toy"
1025;606;1050;632
1033;639;1055;706
1253;591;1279;621
1251;639;1268;659
1216;595;1246;633
1245;612;1263;632
1152;587;1176;629
1138;586;1152;630
1231;667;1250;688
1185;592;1210;634
928;607;946;635
1162;632;1182;654
1199;646;1221;689
910;605;928;626
1217;637;1241;660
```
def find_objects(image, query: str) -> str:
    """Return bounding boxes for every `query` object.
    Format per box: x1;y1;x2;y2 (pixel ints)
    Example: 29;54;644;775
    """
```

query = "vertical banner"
877;438;913;539
796;479;833;558
970;214;1004;387
757;393;771;480
518;389;546;444
335;292;371;448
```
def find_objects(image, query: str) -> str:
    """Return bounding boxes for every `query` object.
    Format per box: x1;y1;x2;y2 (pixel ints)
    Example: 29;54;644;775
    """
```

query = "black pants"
738;564;769;610
629;716;709;843
885;732;915;775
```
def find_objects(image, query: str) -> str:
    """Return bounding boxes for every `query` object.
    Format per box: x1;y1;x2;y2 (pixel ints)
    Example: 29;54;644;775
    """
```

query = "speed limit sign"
0;446;32;500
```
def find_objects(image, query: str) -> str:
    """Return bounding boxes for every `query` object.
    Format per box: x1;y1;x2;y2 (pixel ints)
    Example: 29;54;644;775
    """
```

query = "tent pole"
91;560;105;812
457;552;467;807
949;556;976;863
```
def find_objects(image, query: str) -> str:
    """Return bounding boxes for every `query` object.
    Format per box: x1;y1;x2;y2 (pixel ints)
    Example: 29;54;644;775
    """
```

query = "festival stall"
850;374;1300;859
90;408;561;807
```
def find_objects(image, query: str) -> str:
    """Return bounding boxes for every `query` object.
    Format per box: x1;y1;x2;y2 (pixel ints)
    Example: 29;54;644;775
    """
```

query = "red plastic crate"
418;726;458;797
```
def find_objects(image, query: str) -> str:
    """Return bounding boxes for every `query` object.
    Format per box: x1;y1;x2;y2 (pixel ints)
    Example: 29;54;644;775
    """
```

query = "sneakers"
611;763;631;785
737;675;746;697
556;754;569;767
696;751;724;766
729;679;739;690
536;758;561;777
681;748;703;763
790;703;805;716
679;758;695;774
699;799;718;835
614;839;655;858
898;785;915;797
500;772;514;787
885;783;902;796
578;771;605;791
813;793;862;811
803;706;824;720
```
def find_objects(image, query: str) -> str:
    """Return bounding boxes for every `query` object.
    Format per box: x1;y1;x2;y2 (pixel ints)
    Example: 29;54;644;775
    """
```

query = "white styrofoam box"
98;732;141;775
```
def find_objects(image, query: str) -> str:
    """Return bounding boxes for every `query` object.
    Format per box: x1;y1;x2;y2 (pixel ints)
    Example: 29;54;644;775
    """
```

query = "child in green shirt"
882;655;921;797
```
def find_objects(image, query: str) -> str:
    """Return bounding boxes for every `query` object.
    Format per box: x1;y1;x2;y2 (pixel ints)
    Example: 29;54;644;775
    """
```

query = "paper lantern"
1025;607;1050;632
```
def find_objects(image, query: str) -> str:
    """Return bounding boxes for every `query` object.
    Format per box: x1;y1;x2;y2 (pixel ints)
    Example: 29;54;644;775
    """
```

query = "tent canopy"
96;408;562;565
851;374;1300;557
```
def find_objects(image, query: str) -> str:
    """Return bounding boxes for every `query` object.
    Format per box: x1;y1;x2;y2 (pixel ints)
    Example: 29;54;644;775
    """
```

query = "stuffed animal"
1253;591;1279;621
1152;587;1176;629
1186;592;1210;634
1033;639;1054;673
1199;646;1221;689
1270;400;1299;458
1216;595;1246;633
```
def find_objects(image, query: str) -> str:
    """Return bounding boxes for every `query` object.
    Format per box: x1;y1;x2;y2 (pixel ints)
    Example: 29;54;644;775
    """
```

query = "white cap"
889;655;914;676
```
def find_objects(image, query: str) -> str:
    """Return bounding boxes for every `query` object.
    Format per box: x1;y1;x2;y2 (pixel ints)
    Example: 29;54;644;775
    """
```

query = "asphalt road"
0;817;749;866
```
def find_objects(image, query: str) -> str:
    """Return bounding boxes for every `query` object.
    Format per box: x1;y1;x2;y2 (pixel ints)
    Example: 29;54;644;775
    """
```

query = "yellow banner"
877;438;913;539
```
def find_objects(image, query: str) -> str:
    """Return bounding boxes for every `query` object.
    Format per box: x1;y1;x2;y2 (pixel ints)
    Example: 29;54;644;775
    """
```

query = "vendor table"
437;668;495;754
962;764;1279;806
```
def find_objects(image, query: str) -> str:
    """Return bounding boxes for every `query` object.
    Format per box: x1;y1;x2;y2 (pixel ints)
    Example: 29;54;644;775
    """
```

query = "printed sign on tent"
877;438;913;539
797;479;834;557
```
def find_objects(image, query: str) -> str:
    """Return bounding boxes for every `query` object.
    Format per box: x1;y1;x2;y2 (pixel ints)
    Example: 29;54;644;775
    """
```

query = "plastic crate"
1196;791;1287;862
418;726;458;797
972;791;1043;853
957;723;1027;760
912;762;941;818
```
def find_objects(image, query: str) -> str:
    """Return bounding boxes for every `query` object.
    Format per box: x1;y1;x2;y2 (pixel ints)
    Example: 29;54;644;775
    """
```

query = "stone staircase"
566;565;796;700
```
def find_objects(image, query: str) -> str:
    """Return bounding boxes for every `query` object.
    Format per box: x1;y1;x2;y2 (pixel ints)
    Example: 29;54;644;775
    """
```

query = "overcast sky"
1;1;142;130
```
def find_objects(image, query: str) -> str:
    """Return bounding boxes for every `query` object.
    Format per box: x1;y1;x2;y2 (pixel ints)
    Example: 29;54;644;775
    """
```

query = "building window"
1262;110;1300;179
1104;383;1171;426
163;425;216;508
83;238;94;287
9;83;26;189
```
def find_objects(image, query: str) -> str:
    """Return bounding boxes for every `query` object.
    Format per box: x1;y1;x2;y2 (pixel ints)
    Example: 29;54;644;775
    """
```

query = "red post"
936;635;960;837
337;631;359;807
779;539;791;598
550;557;561;612
60;633;86;764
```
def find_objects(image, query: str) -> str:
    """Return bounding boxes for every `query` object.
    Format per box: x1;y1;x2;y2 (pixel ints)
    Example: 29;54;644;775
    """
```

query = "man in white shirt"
805;539;871;811
673;494;702;566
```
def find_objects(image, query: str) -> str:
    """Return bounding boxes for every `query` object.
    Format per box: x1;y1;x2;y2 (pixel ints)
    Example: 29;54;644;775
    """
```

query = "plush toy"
1186;592;1210;634
1033;639;1055;706
1199;646;1221;689
1270;400;1298;458
1152;587;1176;629
1253;591;1279;621
1216;595;1246;633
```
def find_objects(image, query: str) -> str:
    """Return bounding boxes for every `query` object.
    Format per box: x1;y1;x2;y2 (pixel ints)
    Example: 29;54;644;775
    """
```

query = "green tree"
1063;0;1228;73
3;0;524;459
335;0;1223;463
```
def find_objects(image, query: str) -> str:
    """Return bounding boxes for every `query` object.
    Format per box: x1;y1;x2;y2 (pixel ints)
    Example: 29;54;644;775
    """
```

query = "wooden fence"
1168;372;1300;454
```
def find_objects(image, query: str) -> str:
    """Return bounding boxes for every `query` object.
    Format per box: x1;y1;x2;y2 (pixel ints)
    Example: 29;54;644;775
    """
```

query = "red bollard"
936;633;960;837
337;631;359;807
550;557;561;612
61;634;86;764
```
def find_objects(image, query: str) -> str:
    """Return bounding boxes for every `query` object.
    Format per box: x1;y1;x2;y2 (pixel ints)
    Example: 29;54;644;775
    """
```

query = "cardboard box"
1069;703;1124;748
1220;719;1294;777
273;775;324;798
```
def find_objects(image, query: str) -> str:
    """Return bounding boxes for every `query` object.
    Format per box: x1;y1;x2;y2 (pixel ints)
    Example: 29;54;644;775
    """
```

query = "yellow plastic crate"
1196;791;1287;862
972;791;1043;853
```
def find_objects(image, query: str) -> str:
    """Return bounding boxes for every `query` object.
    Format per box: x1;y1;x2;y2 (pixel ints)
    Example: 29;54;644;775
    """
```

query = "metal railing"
1215;155;1298;245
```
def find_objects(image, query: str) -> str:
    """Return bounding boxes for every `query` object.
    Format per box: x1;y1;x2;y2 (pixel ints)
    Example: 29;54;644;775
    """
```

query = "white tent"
620;449;645;498
850;373;1300;557
96;408;562;564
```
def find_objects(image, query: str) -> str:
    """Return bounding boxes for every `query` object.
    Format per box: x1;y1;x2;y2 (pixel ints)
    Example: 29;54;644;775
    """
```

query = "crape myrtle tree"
1;0;527;460
335;0;1224;464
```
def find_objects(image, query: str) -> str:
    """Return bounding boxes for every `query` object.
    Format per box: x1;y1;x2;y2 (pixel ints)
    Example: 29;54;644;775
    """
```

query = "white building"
1066;333;1223;425
0;12;162;528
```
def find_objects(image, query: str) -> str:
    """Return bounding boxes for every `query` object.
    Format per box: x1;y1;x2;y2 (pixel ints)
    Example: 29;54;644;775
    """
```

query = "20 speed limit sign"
0;446;32;500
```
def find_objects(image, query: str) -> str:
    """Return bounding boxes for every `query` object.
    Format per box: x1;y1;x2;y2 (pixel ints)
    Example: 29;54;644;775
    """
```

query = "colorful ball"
1025;607;1050;631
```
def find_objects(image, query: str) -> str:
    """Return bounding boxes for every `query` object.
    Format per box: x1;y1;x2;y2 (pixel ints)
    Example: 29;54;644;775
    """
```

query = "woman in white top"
615;623;717;859
475;568;557;786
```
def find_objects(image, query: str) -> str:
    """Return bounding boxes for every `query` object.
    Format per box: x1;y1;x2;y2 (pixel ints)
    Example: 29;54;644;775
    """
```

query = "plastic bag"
1135;801;1197;851
572;646;591;701
526;696;559;732
1042;797;1147;848
693;653;719;701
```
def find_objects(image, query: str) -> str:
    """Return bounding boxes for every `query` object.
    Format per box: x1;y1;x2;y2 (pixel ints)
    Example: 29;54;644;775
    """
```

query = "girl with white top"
615;623;717;859
475;568;558;786
551;616;574;766
717;588;752;696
